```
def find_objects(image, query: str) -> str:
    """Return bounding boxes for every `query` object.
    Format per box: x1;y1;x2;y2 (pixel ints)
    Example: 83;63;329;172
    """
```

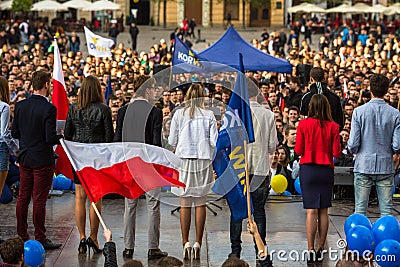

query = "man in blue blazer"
11;70;63;250
348;74;400;216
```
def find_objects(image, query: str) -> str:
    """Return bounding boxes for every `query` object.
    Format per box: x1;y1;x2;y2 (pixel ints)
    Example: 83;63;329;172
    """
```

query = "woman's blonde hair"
77;75;104;110
0;76;10;104
183;83;205;119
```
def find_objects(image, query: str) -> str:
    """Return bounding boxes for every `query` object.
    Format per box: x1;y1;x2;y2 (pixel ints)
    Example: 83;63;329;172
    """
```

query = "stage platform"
1;192;399;267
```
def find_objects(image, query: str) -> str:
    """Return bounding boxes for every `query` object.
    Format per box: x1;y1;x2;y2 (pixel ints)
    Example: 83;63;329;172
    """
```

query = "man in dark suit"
11;70;62;250
114;75;167;260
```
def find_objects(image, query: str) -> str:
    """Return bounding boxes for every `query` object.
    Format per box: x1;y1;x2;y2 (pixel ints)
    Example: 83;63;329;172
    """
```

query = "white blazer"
169;107;218;160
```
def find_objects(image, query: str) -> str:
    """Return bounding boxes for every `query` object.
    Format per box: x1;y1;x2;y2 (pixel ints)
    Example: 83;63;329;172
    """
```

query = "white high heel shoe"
183;242;192;260
193;242;201;260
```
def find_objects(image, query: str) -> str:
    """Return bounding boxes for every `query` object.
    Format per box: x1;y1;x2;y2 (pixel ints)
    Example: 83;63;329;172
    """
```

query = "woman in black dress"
64;75;114;254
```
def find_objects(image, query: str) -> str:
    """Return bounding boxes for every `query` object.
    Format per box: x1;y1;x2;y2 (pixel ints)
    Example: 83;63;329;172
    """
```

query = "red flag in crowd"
52;38;69;120
52;38;71;179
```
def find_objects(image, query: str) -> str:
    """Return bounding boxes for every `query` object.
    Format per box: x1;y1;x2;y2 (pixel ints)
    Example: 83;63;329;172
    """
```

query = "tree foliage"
11;0;32;12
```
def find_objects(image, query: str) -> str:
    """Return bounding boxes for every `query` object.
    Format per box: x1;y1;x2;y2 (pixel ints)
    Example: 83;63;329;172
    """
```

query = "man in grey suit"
348;74;400;216
114;75;167;260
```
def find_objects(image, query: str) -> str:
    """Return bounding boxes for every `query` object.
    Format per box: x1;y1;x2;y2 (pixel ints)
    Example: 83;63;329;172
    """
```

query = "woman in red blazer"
295;94;341;264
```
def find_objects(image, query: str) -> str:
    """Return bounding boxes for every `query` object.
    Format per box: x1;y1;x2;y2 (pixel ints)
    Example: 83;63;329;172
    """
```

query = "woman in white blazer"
169;83;218;260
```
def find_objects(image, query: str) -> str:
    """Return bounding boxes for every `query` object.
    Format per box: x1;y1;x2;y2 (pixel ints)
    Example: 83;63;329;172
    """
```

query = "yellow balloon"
271;174;288;194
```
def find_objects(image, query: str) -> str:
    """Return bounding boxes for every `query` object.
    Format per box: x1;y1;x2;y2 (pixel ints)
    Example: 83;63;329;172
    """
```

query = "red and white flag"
52;39;69;120
53;38;71;179
60;140;185;202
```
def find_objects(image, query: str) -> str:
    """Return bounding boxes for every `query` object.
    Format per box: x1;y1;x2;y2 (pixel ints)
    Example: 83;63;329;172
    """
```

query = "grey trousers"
123;188;161;250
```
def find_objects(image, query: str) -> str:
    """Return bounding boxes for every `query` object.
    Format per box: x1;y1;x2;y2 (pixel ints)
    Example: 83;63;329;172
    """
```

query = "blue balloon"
372;215;400;244
344;214;372;235
374;239;400;267
294;177;302;195
346;225;375;254
71;182;75;191
24;240;45;267
282;191;291;196
53;174;72;190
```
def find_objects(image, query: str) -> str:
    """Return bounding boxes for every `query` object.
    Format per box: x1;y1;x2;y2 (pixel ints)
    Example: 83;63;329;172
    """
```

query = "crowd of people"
0;15;399;267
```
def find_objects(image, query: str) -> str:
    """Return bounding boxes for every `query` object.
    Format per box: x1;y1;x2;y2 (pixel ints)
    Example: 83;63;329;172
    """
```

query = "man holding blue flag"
241;77;277;267
212;54;276;267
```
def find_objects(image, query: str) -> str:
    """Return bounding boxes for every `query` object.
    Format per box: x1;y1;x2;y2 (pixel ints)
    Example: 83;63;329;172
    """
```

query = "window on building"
276;1;282;9
262;8;269;20
224;0;239;20
250;7;258;20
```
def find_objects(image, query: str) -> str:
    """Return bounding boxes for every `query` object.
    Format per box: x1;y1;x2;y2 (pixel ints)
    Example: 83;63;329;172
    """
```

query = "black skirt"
72;166;81;184
299;164;334;209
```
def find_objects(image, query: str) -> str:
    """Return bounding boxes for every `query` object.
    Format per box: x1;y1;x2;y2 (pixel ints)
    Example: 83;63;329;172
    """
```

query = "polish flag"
52;38;69;120
53;38;70;180
60;140;185;202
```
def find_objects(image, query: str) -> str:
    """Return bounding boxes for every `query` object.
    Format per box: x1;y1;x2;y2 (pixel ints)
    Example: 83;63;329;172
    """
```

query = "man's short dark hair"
284;124;297;136
290;76;300;86
370;74;389;98
0;237;24;264
155;256;183;267
288;106;299;114
133;75;154;97
122;259;144;267
222;257;250;267
222;88;231;96
310;67;325;82
31;70;50;91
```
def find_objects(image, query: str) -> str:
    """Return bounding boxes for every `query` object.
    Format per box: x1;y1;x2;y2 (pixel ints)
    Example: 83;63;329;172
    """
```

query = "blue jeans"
230;175;269;257
354;172;393;216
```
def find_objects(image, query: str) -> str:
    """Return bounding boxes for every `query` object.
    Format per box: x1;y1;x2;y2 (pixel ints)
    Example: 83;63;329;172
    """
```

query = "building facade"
118;0;284;28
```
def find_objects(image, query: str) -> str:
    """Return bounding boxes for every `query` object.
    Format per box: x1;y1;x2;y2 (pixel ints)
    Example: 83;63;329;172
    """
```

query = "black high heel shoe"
86;237;102;254
78;238;87;254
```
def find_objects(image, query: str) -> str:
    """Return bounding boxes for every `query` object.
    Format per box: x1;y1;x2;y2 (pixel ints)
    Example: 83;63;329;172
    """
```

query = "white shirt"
247;102;278;177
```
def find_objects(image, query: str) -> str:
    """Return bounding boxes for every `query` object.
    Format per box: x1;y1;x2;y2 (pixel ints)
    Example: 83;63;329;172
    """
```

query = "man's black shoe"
307;249;317;266
256;255;274;267
316;248;324;262
41;239;62;250
123;248;134;258
148;248;168;260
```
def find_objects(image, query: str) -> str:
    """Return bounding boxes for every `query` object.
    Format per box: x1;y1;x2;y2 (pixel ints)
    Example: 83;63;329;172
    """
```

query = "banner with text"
84;26;114;58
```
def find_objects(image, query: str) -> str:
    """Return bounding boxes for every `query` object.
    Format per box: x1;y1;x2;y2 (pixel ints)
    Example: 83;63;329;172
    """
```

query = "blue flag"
172;36;199;66
172;36;236;74
212;53;255;222
172;36;206;74
104;75;112;105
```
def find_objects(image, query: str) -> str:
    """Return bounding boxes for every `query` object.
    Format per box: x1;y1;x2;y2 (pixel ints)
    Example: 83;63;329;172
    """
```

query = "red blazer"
294;118;341;168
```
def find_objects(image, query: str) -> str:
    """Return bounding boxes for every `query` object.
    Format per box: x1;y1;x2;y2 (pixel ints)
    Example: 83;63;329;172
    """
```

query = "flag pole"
243;139;252;222
59;139;108;230
168;40;174;91
91;202;107;230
